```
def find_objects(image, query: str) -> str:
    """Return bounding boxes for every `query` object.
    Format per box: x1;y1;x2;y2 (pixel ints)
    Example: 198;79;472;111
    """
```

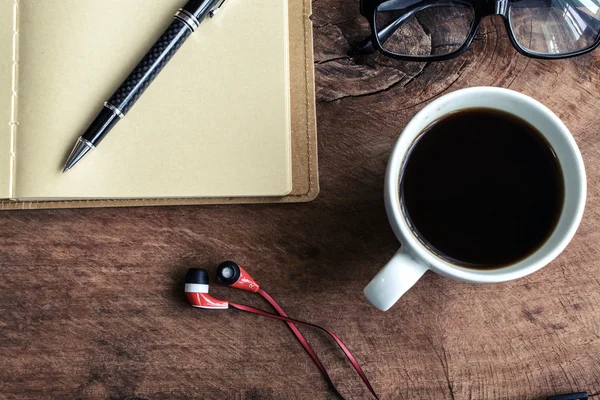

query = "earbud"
185;268;228;310
216;261;260;293
184;263;379;399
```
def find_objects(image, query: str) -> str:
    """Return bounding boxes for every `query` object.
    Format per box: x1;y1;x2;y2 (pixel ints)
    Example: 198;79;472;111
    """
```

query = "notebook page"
0;0;14;198
15;0;291;199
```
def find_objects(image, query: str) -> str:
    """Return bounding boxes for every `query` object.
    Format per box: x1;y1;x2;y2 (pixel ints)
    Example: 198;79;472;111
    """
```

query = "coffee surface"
401;108;564;268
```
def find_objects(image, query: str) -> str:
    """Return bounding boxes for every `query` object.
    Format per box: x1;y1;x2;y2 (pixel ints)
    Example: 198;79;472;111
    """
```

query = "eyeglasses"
357;0;600;60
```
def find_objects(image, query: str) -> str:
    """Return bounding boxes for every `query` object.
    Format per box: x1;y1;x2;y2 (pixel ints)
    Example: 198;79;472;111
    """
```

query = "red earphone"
184;268;228;310
184;261;380;400
216;261;260;293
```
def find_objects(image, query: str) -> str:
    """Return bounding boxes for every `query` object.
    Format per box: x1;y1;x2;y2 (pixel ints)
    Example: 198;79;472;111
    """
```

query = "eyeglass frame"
358;0;600;61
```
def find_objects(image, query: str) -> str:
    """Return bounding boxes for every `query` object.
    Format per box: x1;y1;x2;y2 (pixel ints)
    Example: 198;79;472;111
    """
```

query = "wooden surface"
1;2;600;399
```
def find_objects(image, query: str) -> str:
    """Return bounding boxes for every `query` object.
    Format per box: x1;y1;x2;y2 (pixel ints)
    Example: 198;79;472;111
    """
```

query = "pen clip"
209;0;227;18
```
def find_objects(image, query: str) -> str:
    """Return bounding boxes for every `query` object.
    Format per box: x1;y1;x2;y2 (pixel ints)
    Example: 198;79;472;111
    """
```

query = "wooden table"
1;2;600;399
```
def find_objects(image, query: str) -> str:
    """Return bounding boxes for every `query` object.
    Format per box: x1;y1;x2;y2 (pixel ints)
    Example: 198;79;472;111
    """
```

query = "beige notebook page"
0;0;14;198
15;0;291;199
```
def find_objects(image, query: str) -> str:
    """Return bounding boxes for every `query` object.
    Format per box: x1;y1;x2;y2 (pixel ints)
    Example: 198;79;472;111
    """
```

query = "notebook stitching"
9;0;18;199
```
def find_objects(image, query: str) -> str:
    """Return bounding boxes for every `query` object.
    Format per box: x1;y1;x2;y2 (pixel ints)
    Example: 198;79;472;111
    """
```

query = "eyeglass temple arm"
351;1;461;56
351;36;378;56
352;16;409;55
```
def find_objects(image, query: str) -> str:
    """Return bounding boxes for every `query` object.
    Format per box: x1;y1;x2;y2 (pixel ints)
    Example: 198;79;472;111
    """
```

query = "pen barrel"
107;18;193;116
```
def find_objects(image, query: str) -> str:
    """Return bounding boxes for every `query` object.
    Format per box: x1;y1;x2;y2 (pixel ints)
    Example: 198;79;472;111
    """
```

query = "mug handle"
364;248;429;311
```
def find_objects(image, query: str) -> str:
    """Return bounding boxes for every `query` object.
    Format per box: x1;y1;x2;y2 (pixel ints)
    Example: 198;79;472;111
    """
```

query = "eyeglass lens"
510;0;600;55
375;1;475;56
375;0;600;56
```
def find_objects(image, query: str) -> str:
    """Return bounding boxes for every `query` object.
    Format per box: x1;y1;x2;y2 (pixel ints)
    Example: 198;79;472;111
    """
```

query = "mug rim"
385;87;587;283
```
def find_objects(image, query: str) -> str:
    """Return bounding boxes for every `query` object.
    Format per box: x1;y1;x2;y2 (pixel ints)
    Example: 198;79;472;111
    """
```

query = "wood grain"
1;2;600;399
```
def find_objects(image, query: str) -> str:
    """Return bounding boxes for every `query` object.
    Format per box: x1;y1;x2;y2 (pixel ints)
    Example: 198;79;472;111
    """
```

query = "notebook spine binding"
9;0;18;199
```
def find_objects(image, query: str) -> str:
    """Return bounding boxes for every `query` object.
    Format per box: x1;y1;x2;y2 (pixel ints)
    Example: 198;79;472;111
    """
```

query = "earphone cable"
257;288;344;399
229;302;381;400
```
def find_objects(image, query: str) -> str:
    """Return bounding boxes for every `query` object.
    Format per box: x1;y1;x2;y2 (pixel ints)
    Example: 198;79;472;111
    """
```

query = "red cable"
257;289;342;397
229;301;380;400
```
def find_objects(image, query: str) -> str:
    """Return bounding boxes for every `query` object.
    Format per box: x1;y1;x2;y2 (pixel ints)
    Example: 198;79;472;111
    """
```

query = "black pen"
63;0;227;172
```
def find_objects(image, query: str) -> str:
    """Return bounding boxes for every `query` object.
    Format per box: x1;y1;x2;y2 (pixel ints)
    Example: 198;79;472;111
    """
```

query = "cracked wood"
0;2;600;400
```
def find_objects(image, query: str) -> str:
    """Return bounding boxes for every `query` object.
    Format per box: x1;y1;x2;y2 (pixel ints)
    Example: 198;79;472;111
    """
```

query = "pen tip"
63;137;94;173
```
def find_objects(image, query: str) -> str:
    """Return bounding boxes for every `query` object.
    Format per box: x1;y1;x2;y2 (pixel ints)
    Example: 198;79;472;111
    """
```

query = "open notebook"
0;0;291;200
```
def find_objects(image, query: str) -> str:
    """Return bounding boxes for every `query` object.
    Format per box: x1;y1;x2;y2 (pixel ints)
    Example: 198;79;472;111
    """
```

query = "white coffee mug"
364;87;587;311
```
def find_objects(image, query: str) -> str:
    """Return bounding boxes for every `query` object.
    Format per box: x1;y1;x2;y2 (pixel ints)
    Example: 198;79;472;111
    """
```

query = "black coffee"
401;108;564;268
